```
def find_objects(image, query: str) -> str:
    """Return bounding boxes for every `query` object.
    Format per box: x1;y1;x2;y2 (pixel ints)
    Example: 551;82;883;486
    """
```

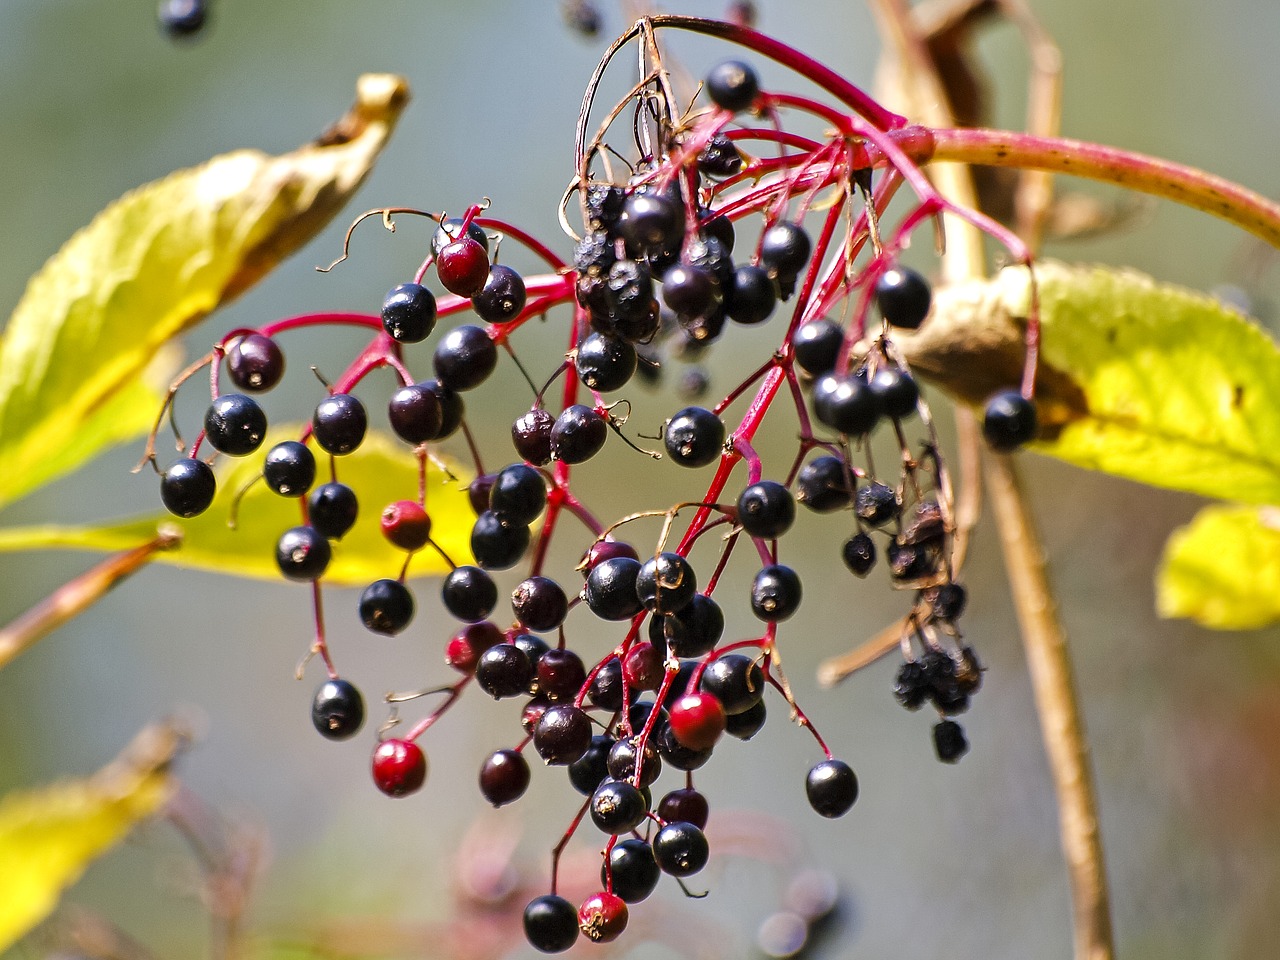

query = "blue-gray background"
2;2;1279;958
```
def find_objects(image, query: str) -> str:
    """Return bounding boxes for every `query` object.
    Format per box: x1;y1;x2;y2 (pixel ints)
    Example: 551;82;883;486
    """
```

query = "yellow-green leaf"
903;262;1280;503
0;430;473;586
1157;503;1280;629
0;74;409;512
0;722;186;951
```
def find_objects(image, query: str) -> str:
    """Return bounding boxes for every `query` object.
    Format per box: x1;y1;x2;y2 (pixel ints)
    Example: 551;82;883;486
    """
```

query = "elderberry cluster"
146;32;1041;953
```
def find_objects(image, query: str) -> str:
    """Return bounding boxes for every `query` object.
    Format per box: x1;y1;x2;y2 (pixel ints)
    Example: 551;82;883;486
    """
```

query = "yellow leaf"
0;74;409;511
1157;504;1280;629
0;430;474;586
902;262;1280;503
0;722;186;951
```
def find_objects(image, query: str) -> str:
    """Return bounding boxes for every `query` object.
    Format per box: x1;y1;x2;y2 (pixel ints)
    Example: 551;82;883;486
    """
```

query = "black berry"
311;678;364;740
652;821;710;876
472;264;527;324
262;440;316;497
576;332;637;392
442;565;498;622
512;576;569;632
550;404;608;464
388;383;444;445
523;894;579;953
470;510;531;570
934;719;969;763
225;334;283;392
583;556;645;621
533;704;593;765
812;373;880;435
603;838;661;903
275;526;331;581
795;456;851;512
875;265;932;329
750;564;802;621
736;480;796;538
380;282;437;343
590;779;648;834
512;407;555;465
636;552;698;614
805;758;858;817
760;221;811;280
433;325;498;391
358;578;415;635
725;264;777;325
307;482;358;540
160;458;216;517
867;366;920;419
664;406;725;467
841;532;876;576
982;389;1038;451
792;319;843;377
705;59;760;112
204;394;267;456
312;393;367;455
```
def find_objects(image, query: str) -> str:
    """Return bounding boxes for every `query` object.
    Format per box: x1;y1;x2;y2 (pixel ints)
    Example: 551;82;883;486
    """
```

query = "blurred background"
1;1;1279;958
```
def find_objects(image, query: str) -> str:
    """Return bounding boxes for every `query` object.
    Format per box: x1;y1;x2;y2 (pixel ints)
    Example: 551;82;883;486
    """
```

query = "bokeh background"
2;1;1279;958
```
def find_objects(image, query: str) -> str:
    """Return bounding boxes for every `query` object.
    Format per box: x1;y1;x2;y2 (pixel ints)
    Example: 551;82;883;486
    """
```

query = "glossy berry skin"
701;654;765;715
621;641;664;692
583;556;644;621
855;482;899;526
760;221;812;280
618;192;684;256
275;526;331;581
589;779;648;834
512;576;569;632
479;748;531;806
583;538;640;570
607;736;661;785
533;704;593;765
380;500;431;552
489;463;546;526
307;482;358;540
812;374;880;436
380;282;437;343
467;476;495;517
725;264;776;325
225;333;284;392
371;739;427;798
203;394;267;456
441;566;498;622
792;319;843;377
578;891;629;943
358;578;415;635
661;263;720;321
523;894;579;953
705;59;760;112
433;325;498;391
604;259;654;321
550;404;608;464
795;455;850;512
445;621;503;675
653;821;710;876
312;393;367;455
575;332;637;392
697;133;744;178
868;366;920;419
160;458;216;517
805;758;858;817
425;380;464;439
262;441;316;497
587;659;626;711
934;719;969;762
725;698;767;740
512;407;554;465
737;480;796;538
663;406;725;467
472;263;527;324
875;265;932;329
636;552;698;614
432;217;489;257
750;564;802;622
311;678;365;740
388;383;444;445
983;389;1038;451
669;691;727;751
436;236;490;297
842;532;876;577
535;647;587;702
652;592;724;658
658;787;709;830
603;838;661;903
470;510;530;570
568;735;615;795
158;0;206;38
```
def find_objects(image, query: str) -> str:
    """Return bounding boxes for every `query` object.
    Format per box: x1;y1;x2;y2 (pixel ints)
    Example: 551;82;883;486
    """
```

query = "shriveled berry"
841;532;876;576
796;456;851;512
381;282;437;343
512;576;569;632
653;821;710;876
930;582;968;621
934;719;969;762
534;704;593;765
805;758;858;817
371;739;427;797
358;578;415;635
479;748;531;806
434;325;497;391
436;236;490;297
225;333;283;392
875;265;932;329
893;660;929;710
750;564;802;621
472;263;527;324
550;404;608;464
578;891;628;943
307;482;358;540
983;389;1038;451
855;482;899;526
585;184;627;231
311;678;364;740
275;526;330;581
442;565;498;622
737;480;796;538
523;894;579;953
160;458;216;517
388;383;444;445
380;500;431;551
663;406;724;467
204;394;267;456
603;838;661;903
706;59;759;112
312;393;367;455
792;319;843;377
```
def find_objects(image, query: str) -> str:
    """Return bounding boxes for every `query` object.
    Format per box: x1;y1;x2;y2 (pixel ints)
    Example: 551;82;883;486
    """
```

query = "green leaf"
905;262;1280;503
1157;504;1280;629
0;722;184;951
0;74;409;512
0;430;474;586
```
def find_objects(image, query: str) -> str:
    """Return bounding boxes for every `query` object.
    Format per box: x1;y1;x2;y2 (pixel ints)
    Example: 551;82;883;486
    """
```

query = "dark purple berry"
441;565;498;623
158;0;206;38
607;737;662;786
652;821;710;876
737;480;796;538
575;332;637;392
792;319;843;377
658;787;709;829
380;282;437;343
311;678;364;740
388;383;444;445
583;556;645;621
312;393;367;455
512;407;554;465
603;838;661;903
590;779;648;834
225;334;283;392
262;440;315;497
805;758;858;817
533;704;593;765
650;593;724;658
750;564;802;622
725;698;767;740
358;578;415;635
512;576;569;633
275;526;331;581
489;463;547;526
587;659;626;712
875;265;932;329
468;474;496;516
523;894;579;953
307;482;358;539
618;193;684;257
868;366;920;419
204;394;266;456
476;644;535;699
697;134;743;178
700;654;765;715
983;389;1038;451
568;735;615;795
160;458;216;517
472;264;527;324
425;380;464;439
663;406;724;467
661;263;721;321
725;264;776;325
535;647;587;702
550;404;608;464
796;456;851;512
479;748;531;806
855;482;899;526
433;325;497;391
812;373;880;435
705;59;759;112
470;511;530;570
760;221;811;280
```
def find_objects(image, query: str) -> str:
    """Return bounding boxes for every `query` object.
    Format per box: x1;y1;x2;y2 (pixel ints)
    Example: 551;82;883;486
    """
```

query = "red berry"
668;691;727;751
578;891;629;943
445;621;503;674
371;739;427;797
380;500;432;552
437;236;490;297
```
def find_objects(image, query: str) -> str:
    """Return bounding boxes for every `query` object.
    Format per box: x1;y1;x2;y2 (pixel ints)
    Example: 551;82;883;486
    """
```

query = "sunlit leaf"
0;722;185;951
0;74;409;512
903;262;1280;503
0;430;473;586
1157;504;1280;629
